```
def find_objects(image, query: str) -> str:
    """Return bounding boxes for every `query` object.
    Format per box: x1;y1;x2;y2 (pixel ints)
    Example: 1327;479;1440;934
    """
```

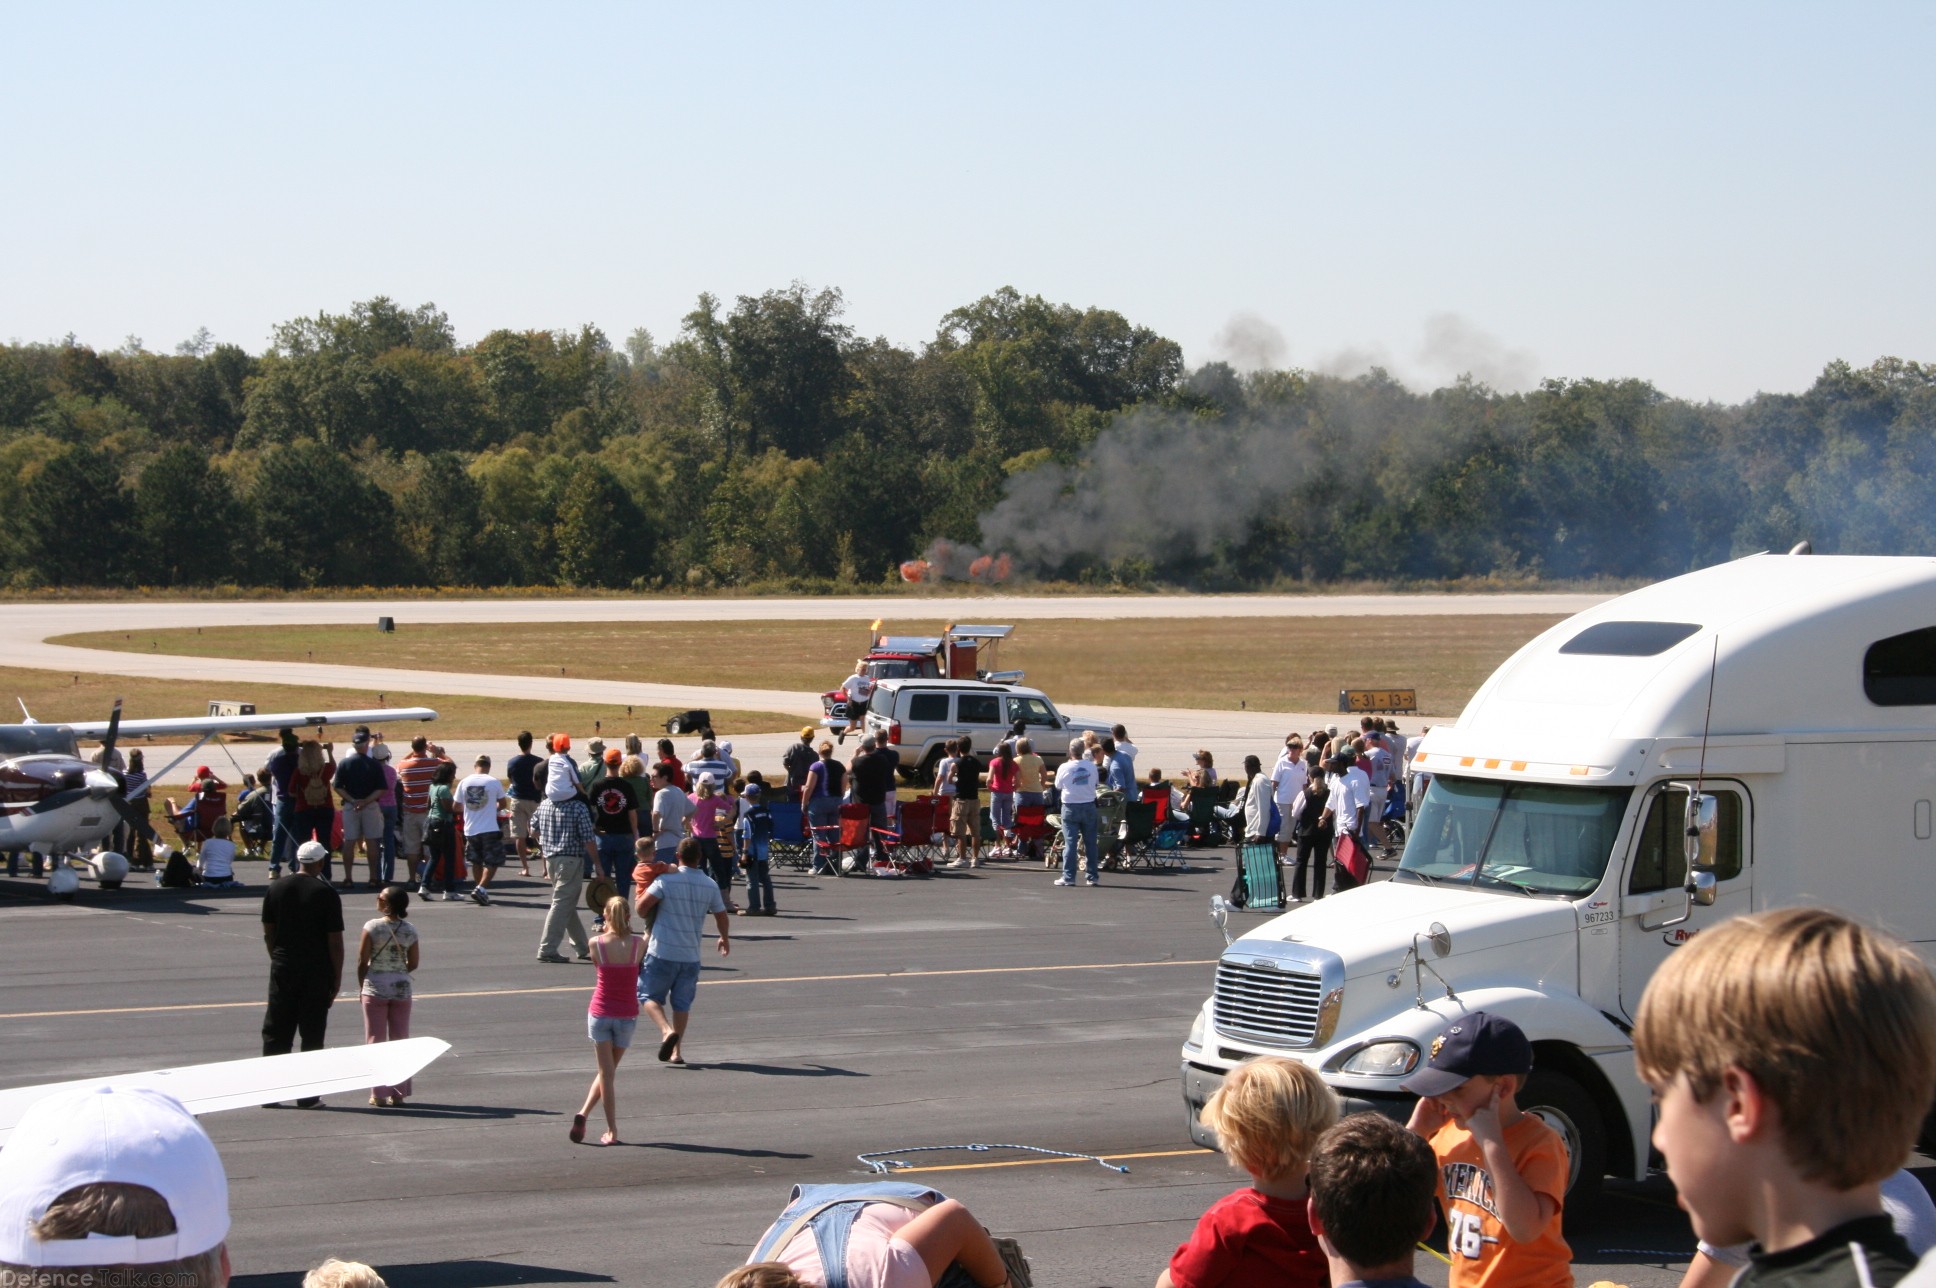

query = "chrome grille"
1213;958;1324;1048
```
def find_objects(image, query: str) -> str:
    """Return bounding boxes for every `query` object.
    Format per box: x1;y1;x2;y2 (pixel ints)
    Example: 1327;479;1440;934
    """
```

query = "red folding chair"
1013;803;1053;865
1141;784;1171;828
897;797;940;869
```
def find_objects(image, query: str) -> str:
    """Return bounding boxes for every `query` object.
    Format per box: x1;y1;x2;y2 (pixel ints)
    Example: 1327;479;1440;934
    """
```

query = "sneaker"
1085;877;1100;886
470;887;489;905
444;890;460;901
1053;877;1073;886
947;858;968;869
417;884;431;898
968;859;980;869
535;954;570;964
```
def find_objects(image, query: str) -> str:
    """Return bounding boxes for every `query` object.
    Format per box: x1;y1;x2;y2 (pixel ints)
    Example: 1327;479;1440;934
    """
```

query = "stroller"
1375;780;1408;857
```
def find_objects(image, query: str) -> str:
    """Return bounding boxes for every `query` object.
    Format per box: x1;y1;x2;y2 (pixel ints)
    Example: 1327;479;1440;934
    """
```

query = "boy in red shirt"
1160;1056;1340;1288
1402;1011;1572;1288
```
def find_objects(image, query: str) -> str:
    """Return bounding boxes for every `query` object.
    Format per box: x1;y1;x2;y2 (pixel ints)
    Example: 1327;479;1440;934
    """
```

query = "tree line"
0;286;1929;590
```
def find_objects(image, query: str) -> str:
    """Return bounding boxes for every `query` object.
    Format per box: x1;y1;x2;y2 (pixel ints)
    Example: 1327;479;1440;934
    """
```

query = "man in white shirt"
838;663;875;742
1270;735;1309;861
1324;752;1369;844
457;754;508;905
1053;738;1101;887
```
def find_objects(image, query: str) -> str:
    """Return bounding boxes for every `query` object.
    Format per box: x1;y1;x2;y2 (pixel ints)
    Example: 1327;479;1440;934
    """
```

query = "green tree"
134;444;243;585
552;459;651;587
399;452;485;585
675;284;853;459
248;441;398;586
17;446;134;586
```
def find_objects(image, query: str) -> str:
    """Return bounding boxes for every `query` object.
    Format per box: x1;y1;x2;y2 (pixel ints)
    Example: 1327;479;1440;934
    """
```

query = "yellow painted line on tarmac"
888;1147;1214;1174
0;957;1217;1021
1419;1244;1452;1265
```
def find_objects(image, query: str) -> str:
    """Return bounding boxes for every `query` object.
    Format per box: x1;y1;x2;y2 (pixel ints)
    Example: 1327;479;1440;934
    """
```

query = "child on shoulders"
1158;1055;1339;1288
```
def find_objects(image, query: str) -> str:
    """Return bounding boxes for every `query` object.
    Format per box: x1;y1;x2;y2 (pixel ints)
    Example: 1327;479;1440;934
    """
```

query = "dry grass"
0;667;799;741
57;615;1565;716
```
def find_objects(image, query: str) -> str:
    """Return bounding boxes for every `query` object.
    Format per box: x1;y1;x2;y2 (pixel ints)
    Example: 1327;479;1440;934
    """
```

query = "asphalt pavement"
0;849;1714;1288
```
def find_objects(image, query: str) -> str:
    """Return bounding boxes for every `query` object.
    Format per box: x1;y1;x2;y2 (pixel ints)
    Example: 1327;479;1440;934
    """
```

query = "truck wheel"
915;751;942;788
1520;1069;1606;1204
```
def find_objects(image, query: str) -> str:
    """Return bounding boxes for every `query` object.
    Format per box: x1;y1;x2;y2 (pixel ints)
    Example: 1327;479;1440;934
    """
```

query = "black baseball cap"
1399;1010;1533;1097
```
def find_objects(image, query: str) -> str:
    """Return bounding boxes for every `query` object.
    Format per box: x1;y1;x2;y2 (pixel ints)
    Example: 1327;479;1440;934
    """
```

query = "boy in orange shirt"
1402;1011;1571;1288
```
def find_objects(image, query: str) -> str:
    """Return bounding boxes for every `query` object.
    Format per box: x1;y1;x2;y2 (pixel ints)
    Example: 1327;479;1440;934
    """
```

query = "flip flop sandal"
657;1032;680;1062
569;1113;586;1144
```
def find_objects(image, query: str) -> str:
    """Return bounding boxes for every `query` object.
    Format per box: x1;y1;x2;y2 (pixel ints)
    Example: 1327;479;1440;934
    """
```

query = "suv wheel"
915;749;943;788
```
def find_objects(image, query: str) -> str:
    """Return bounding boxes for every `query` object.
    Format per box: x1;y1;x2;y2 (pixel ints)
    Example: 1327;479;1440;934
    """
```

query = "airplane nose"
84;769;119;797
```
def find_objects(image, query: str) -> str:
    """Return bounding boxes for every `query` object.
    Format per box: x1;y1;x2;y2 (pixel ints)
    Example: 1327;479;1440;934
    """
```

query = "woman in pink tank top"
573;895;644;1146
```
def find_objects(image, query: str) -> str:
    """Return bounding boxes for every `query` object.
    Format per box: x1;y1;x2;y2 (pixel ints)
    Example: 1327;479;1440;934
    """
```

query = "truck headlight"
1185;1009;1207;1052
1338;1040;1421;1077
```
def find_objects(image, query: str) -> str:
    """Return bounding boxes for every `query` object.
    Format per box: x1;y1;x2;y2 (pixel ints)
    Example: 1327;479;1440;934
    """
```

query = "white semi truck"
1179;552;1936;1196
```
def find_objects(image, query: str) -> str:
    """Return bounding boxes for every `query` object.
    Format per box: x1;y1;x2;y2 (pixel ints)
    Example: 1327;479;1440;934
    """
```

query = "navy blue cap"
1399;1010;1534;1097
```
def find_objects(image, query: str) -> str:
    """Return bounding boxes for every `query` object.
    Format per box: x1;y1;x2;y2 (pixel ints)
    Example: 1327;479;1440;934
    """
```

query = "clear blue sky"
4;2;1931;402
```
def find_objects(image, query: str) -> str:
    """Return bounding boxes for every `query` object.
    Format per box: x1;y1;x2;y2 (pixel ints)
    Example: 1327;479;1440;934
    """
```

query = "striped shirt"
642;867;726;963
397;753;443;814
533;797;597;859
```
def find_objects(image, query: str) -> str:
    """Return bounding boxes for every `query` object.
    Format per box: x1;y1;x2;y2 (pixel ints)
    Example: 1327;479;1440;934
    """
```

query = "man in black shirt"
850;736;897;865
589;750;640;900
949;743;985;869
506;730;543;876
782;727;818;805
260;840;345;1107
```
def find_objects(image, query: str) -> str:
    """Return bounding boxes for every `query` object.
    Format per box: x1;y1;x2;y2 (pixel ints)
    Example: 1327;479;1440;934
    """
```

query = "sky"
3;2;1932;404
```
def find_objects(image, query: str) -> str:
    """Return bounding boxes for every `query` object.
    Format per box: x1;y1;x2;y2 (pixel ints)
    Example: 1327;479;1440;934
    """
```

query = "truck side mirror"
1689;868;1718;907
1682;791;1717;870
1210;895;1233;945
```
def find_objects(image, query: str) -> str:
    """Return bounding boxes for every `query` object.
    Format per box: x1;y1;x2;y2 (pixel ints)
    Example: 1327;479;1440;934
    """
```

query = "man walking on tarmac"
635;837;730;1066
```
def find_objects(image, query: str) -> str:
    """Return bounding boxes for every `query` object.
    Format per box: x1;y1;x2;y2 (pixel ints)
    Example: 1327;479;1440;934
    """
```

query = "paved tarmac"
0;851;1716;1288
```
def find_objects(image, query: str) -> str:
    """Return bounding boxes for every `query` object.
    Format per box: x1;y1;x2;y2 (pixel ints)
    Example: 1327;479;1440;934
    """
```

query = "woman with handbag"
357;885;420;1107
1289;766;1333;902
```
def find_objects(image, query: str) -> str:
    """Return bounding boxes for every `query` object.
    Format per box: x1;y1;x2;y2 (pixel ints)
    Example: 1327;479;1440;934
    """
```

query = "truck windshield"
1396;776;1631;897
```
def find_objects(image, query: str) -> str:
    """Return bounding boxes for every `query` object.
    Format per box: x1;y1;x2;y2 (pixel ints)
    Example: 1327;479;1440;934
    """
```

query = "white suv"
863;679;1112;785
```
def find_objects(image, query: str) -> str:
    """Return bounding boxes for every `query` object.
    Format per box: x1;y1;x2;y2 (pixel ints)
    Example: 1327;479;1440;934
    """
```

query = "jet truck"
1180;552;1936;1197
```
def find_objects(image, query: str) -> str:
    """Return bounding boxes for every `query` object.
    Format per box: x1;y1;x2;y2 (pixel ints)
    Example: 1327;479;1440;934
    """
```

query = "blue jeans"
744;855;774;912
379;804;399;883
1061;800;1100;881
596;832;634;900
272;798;297;873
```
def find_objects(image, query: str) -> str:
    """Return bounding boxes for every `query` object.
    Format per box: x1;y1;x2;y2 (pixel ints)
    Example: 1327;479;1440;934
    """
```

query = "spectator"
838;660;875;743
263;727;299;876
573;896;644;1146
1186;749;1218;789
635;837;730;1067
1158;1055;1339;1288
331;730;385;889
783;727;818;803
1112;723;1138;774
801;742;843;876
948;738;985;869
1305;1113;1440;1288
1270;735;1309;861
0;1085;233;1288
854;735;899;868
723;1192;1021;1288
544;733;581;803
656;737;688;791
506;731;543;876
1636;909;1936;1288
932;737;960;864
1403;1012;1570;1288
124;747;155;870
737;782;776;916
420;761;460;900
534;789;598;963
1054;737;1101;887
987;741;1019;851
1014;737;1046;812
687;741;733;798
581;738;609;791
688;774;736;909
457;755;507;906
589;748;640;901
356;885;419;1107
397;736;440;890
261;839;344;1105
1288;766;1334;902
648;762;692;867
371;737;399;885
1239;754;1271;844
305;1261;387;1288
197;816;241;888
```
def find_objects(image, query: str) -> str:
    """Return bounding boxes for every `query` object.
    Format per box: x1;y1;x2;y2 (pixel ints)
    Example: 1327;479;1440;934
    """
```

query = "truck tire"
914;750;942;788
1519;1069;1606;1205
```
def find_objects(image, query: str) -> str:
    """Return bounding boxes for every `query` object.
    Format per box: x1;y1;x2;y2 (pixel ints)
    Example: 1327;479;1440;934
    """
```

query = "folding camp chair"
767;801;812;871
896;797;942;867
1013;803;1052;865
1140;784;1170;828
1234;840;1284;910
1117;800;1162;869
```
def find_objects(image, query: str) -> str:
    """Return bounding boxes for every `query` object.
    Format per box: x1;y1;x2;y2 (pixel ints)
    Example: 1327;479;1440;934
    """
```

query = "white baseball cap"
295;840;329;866
0;1085;229;1267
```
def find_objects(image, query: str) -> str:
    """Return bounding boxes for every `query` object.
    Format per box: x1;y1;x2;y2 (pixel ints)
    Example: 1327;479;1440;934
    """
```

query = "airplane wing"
0;1037;451;1143
63;706;438;738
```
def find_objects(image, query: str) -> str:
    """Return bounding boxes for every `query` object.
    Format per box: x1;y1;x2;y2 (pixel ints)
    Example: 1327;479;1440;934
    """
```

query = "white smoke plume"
1415;312;1539;392
1211;312;1288;372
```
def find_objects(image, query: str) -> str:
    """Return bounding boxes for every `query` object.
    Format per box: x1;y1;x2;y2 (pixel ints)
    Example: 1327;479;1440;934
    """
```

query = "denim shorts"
588;1013;637;1048
640;956;701;1013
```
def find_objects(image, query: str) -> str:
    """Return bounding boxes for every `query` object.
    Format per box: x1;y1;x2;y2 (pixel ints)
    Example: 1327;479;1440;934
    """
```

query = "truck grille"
1213;959;1325;1048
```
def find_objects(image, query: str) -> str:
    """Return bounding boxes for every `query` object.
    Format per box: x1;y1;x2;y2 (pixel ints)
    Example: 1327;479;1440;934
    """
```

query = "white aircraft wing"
0;1037;451;1142
63;706;438;738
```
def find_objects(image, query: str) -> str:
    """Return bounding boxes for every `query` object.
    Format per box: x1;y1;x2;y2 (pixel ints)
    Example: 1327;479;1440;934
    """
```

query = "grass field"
56;614;1566;715
0;668;799;741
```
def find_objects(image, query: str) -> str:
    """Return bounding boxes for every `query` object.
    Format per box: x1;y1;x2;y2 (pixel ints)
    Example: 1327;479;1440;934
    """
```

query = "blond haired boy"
304;1260;387;1288
1636;907;1936;1288
1158;1056;1340;1288
1402;1010;1572;1288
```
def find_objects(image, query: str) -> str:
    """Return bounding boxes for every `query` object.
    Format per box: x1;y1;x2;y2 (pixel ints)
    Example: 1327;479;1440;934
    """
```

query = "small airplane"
0;1038;452;1143
0;698;437;870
